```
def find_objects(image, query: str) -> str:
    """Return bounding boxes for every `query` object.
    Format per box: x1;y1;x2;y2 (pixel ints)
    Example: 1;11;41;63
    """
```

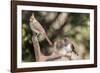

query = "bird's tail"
44;33;52;46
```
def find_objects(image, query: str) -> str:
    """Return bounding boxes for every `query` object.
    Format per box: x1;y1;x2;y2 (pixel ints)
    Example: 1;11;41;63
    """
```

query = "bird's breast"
64;47;72;52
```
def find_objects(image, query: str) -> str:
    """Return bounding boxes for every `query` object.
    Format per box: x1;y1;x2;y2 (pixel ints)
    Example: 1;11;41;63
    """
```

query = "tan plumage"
29;13;52;46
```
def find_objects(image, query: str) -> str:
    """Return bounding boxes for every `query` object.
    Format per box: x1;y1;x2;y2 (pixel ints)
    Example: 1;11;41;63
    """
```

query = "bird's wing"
30;22;40;34
33;21;45;33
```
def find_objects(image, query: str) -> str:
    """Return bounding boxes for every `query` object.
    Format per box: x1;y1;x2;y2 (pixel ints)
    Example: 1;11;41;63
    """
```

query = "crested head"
29;13;35;22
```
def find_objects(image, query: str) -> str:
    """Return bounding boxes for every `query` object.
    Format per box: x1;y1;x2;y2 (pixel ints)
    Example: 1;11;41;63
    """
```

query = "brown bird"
29;13;52;46
54;38;78;59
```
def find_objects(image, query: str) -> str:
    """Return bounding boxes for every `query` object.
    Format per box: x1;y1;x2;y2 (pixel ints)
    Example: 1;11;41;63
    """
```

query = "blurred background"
22;10;90;62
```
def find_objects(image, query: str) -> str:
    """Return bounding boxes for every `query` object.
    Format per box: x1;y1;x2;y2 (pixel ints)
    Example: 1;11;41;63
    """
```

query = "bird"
29;13;52;46
54;38;79;60
63;38;78;55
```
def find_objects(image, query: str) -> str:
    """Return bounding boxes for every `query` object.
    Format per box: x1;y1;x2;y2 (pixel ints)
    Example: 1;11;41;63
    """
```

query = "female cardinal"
29;13;52;46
